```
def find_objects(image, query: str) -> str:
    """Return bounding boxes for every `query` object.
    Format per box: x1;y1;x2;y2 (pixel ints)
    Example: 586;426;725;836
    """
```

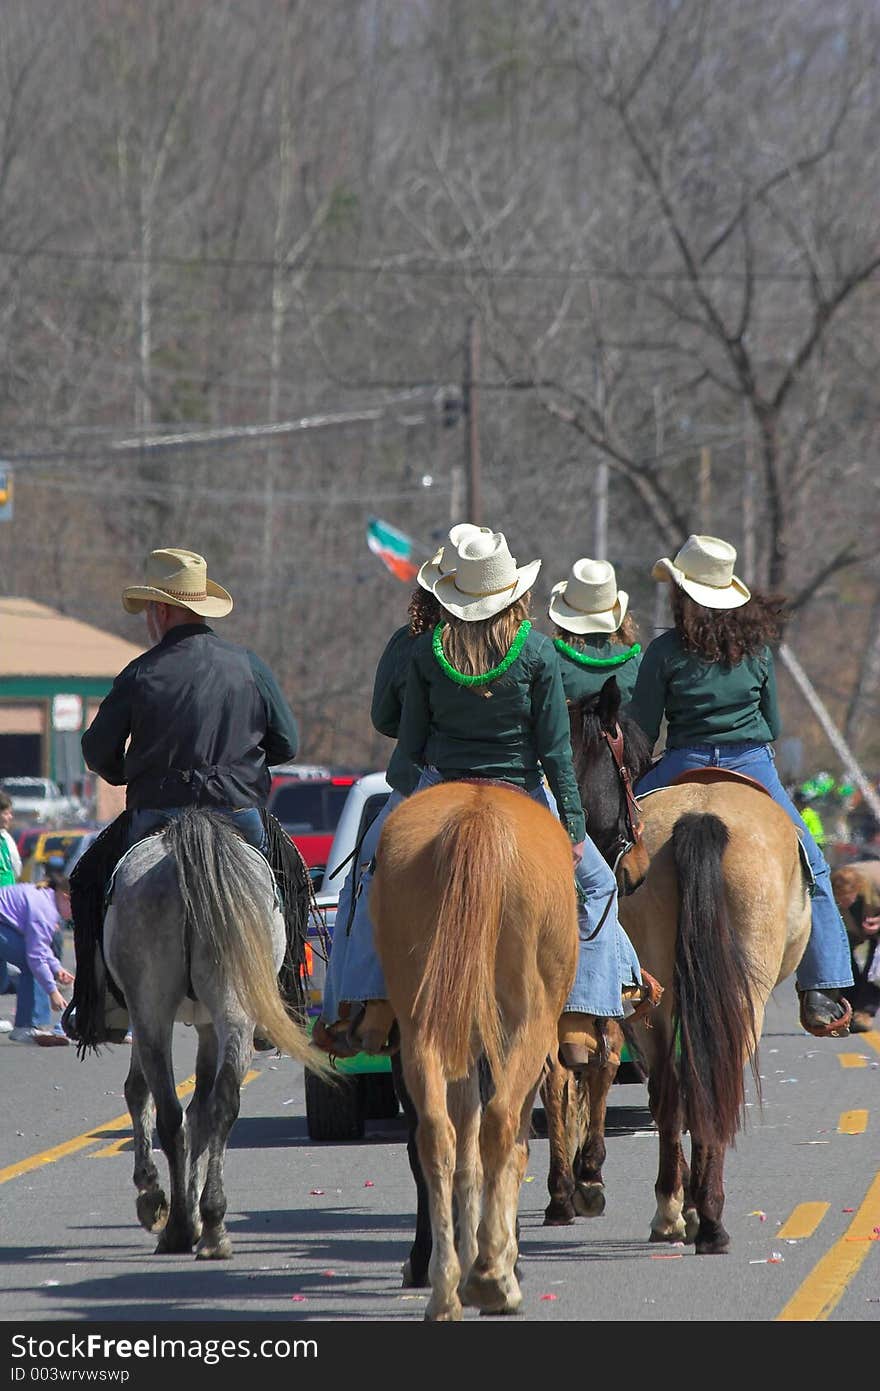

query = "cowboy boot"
557;1012;603;1071
622;969;664;1025
311;1002;362;1059
798;989;852;1038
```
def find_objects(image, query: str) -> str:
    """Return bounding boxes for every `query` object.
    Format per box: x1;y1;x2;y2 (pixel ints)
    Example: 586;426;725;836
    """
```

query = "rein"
602;723;644;859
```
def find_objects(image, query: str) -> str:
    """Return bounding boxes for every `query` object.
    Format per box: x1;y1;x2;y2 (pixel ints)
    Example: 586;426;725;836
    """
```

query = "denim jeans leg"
322;789;404;1021
0;923;39;1029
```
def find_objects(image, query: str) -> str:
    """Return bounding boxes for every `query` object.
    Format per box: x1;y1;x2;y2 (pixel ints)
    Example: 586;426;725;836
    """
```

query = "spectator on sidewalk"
0;879;75;1045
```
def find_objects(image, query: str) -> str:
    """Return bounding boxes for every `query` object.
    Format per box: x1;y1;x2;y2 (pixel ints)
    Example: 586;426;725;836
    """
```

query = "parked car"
267;771;361;880
0;777;82;828
303;771;395;1141
19;827;94;882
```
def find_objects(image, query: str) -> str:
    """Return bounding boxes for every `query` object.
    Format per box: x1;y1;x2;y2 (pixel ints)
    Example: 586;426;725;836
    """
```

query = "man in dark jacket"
82;547;298;850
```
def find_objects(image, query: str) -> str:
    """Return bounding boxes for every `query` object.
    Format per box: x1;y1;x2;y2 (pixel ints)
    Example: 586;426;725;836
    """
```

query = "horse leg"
132;1020;197;1254
461;1047;539;1315
647;1043;689;1244
689;1139;730;1254
573;1027;620;1217
391;1052;432;1288
403;1044;461;1321
449;1069;482;1293
184;1023;220;1245
124;1042;168;1235
541;1057;578;1225
194;1021;251;1260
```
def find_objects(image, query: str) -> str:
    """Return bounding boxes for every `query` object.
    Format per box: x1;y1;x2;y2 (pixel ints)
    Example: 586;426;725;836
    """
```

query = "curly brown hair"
671;588;786;665
552;611;639;648
408;587;442;637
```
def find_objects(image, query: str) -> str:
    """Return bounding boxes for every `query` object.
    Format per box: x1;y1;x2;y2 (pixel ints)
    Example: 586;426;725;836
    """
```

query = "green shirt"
627;628;781;750
397;626;586;843
370;625;421;796
555;637;643;706
0;833;15;887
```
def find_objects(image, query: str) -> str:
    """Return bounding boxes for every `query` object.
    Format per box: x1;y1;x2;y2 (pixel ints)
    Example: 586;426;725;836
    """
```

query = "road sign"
0;464;12;521
51;693;83;732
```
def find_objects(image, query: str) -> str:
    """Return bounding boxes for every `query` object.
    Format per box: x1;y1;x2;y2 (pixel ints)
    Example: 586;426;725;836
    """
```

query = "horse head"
568;675;653;894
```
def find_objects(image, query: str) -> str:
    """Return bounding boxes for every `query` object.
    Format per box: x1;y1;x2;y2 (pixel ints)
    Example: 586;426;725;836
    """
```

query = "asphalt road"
1;977;877;1329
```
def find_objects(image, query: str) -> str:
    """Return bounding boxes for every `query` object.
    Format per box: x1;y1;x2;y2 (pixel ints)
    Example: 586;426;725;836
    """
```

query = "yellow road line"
838;1110;869;1135
777;1172;880;1321
1;1069;261;1179
777;1202;830;1240
838;1054;867;1069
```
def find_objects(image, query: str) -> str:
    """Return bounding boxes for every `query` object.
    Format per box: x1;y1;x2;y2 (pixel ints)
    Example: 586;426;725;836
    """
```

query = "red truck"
267;766;361;880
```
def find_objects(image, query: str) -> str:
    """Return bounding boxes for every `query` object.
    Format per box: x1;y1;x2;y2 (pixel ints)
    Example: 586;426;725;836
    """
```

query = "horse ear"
596;675;621;732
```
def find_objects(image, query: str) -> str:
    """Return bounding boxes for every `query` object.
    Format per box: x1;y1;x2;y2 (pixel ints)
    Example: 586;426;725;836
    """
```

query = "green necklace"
433;620;531;687
554;637;641;669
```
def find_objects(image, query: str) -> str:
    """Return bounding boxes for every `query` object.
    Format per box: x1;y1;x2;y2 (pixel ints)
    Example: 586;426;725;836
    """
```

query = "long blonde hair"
440;593;531;696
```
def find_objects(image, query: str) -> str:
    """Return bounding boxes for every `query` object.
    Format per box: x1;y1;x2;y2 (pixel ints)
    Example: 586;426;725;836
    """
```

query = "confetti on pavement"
309;1189;325;1196
540;1293;558;1301
364;1180;375;1187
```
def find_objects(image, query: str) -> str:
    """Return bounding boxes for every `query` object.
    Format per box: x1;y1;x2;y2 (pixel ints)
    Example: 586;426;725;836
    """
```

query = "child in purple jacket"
0;880;74;1043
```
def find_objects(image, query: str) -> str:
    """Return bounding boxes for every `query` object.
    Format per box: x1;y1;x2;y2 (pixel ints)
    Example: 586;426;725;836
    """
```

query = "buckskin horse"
371;779;578;1319
545;676;812;1252
103;809;333;1259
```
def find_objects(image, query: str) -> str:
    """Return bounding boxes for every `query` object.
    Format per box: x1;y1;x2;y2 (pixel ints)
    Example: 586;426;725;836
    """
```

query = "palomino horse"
103;809;333;1259
371;780;578;1319
546;676;812;1252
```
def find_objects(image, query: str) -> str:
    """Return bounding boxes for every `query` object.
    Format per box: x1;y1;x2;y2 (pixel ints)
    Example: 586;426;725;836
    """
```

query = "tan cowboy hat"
549;558;629;635
417;523;492;591
652;534;750;610
433;531;541;622
122;548;234;618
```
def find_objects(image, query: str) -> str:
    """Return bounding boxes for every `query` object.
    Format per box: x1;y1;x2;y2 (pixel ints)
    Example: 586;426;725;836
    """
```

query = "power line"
1;242;876;285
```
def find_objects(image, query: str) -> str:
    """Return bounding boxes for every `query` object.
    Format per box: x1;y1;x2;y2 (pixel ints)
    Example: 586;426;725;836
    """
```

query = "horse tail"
164;810;334;1080
414;791;514;1081
670;812;763;1147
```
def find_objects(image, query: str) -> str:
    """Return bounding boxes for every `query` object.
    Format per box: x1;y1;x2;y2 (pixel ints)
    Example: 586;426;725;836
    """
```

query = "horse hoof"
543;1202;576;1226
461;1270;522;1315
684;1208;700;1244
573;1183;606;1218
695;1230;730;1255
649;1226;687;1244
196;1237;233;1260
154;1230;195;1255
136;1191;169;1233
425;1302;462;1322
401;1257;430;1289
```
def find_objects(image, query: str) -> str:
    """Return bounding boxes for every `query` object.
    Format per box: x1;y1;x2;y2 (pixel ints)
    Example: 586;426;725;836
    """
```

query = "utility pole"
463;316;482;525
594;355;608;559
742;403;756;584
699;446;712;532
652;385;668;636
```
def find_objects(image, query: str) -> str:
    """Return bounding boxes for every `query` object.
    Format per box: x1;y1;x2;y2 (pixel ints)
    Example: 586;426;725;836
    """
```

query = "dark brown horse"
545;676;811;1252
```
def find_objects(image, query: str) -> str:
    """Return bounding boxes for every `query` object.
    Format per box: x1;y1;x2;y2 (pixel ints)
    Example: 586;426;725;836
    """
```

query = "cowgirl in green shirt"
548;558;642;705
395;530;656;1069
628;534;853;1037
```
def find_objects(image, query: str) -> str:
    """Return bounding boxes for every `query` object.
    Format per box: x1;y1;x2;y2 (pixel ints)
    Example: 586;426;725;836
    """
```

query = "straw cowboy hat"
416;523;492;591
122;548;234;618
652;534;750;610
549;558;629;635
433;530;541;622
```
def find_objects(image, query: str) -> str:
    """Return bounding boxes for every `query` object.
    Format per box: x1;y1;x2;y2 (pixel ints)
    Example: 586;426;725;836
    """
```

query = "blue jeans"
127;806;269;856
322;790;403;1022
321;771;639;1023
0;921;53;1029
635;742;853;992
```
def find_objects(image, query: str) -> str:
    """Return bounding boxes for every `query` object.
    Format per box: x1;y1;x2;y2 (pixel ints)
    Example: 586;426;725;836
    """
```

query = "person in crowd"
0;877;74;1044
628;533;854;1037
548;557;643;704
831;861;880;1033
0;791;22;999
364;528;658;1068
314;523;488;1056
70;547;300;1044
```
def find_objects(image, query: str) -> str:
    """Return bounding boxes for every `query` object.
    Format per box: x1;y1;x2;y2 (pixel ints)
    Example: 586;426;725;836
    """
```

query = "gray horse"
103;809;333;1259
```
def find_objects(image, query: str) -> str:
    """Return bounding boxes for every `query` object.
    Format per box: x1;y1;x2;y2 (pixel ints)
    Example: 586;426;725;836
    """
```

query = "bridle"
601;722;644;868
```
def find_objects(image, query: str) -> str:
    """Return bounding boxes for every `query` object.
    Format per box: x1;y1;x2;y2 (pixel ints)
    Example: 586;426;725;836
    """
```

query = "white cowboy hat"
651;534;750;610
433;531;541;622
122;548;234;618
548;558;629;636
416;523;492;591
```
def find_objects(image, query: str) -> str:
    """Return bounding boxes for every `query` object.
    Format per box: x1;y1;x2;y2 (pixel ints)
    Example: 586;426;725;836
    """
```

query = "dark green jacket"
370;625;421;796
555;636;643;706
397;625;586;843
627;629;781;750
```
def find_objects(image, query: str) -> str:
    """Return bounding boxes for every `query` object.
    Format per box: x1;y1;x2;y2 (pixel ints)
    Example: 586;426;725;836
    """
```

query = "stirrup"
351;1000;398;1056
312;1014;362;1060
798;992;852;1039
623;969;664;1025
